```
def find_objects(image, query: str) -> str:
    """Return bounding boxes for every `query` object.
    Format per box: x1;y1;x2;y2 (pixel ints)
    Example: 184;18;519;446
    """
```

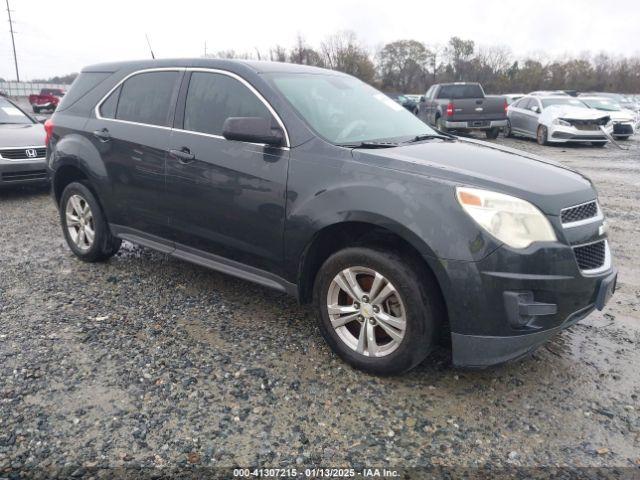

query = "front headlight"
552;118;571;127
456;187;557;249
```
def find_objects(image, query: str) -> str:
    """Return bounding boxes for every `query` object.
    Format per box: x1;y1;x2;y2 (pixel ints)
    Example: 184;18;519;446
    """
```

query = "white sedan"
579;96;637;140
506;96;613;146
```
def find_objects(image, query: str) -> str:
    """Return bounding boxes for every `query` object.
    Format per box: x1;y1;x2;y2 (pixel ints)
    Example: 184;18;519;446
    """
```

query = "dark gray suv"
46;59;617;374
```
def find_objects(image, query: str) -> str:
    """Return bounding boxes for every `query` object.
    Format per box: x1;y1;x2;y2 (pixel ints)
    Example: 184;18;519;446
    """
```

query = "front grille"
567;118;608;130
0;147;47;160
573;241;606;271
1;169;48;181
613;123;634;135
561;201;598;224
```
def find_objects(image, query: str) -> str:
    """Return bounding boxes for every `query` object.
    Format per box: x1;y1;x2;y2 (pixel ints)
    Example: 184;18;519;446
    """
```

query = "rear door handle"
169;147;195;163
92;128;111;142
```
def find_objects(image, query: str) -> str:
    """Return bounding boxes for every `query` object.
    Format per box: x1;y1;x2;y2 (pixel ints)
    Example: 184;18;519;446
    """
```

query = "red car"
28;88;65;113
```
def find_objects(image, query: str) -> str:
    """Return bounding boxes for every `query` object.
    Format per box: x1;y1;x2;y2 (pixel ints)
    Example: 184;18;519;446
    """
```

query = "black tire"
485;127;500;139
312;247;443;375
413;107;419;116
504;120;513;138
32;106;40;114
435;116;447;133
536;125;548;146
591;142;607;147
617;136;630;141
60;181;121;262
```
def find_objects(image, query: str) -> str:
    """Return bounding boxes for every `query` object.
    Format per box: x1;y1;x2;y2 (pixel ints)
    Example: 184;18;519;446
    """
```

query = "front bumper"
548;124;612;143
444;119;508;130
438;237;616;368
0;158;49;186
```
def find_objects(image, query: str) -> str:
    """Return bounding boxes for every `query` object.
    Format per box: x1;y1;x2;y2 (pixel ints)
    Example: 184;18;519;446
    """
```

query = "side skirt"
110;224;298;297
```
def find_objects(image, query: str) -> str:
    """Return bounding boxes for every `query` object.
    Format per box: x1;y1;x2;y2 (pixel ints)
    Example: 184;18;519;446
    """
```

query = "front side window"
268;73;436;144
115;71;179;126
183;72;272;136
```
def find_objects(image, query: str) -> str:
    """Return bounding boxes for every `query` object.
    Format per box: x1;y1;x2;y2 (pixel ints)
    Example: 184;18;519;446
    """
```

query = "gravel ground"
1;133;639;476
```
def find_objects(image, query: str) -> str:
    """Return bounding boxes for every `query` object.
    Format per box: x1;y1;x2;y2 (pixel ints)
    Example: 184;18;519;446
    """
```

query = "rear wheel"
485;127;500;139
536;125;548;145
313;247;442;375
435;116;447;133
60;181;121;262
504;120;513;137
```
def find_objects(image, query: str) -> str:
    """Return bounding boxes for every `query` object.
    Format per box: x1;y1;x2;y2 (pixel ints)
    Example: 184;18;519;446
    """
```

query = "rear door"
86;69;182;238
509;97;530;132
165;70;289;275
522;98;542;136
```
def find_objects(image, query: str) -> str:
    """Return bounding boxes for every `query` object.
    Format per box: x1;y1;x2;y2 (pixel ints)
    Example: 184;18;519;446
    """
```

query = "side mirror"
222;117;284;147
420;96;426;102
530;105;540;113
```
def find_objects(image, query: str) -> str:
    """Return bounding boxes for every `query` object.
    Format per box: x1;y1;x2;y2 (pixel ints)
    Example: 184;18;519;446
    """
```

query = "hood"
352;137;595;215
0;123;46;148
540;106;610;124
607;109;636;122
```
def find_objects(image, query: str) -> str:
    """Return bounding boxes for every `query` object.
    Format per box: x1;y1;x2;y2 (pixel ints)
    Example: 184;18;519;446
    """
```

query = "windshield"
541;98;588;109
0;98;33;124
581;99;622;111
268;73;436;144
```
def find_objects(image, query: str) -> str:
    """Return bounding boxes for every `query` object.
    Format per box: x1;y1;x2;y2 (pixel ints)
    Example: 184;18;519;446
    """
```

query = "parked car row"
389;84;639;146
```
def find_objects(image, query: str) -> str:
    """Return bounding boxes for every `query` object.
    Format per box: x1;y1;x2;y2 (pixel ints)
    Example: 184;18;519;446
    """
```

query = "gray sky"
2;0;639;81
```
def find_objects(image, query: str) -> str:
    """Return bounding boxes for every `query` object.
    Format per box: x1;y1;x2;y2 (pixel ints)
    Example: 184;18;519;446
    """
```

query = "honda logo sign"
25;149;38;158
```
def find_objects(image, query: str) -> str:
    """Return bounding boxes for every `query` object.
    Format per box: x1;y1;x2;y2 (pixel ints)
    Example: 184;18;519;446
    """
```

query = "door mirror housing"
419;96;426;102
530;105;540;113
222;117;284;147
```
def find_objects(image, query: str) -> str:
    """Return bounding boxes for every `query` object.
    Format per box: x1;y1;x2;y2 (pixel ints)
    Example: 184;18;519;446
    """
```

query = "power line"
5;0;19;81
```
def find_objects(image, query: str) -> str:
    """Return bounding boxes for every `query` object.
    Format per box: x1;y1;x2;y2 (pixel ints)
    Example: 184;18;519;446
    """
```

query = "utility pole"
6;0;19;81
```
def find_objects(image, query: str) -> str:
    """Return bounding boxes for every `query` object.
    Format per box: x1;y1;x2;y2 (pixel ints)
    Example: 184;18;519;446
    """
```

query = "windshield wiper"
338;141;401;149
404;133;455;143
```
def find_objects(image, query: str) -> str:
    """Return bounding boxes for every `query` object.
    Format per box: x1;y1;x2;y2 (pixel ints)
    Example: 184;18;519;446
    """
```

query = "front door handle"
169;147;195;163
93;128;111;142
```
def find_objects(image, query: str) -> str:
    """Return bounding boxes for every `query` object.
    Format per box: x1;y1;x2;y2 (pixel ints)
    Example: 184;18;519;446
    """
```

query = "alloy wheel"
65;194;95;251
326;266;407;357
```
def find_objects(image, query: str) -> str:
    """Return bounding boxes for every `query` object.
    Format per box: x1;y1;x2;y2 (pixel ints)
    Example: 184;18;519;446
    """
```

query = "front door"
165;71;289;275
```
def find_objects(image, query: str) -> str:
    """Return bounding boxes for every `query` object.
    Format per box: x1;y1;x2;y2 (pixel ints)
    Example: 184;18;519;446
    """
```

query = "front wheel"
536;125;549;145
60;181;121;262
313;247;443;375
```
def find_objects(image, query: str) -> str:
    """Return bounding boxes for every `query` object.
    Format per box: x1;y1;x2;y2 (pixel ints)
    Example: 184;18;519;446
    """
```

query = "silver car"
506;95;612;146
0;97;48;187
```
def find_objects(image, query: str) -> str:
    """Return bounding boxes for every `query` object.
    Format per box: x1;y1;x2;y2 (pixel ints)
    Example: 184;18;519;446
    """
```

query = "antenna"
145;34;155;59
5;0;19;81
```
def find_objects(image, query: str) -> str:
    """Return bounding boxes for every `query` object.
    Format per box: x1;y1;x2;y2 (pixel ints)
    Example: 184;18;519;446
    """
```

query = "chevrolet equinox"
46;59;617;374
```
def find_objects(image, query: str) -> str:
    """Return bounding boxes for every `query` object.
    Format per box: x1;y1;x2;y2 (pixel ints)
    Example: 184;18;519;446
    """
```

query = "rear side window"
56;72;111;112
437;84;484;99
183;72;272;136
115;71;179;127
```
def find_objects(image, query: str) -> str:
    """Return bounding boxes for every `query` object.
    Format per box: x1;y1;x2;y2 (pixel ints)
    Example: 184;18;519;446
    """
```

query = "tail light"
44;119;54;146
446;102;454;116
504;100;509;114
